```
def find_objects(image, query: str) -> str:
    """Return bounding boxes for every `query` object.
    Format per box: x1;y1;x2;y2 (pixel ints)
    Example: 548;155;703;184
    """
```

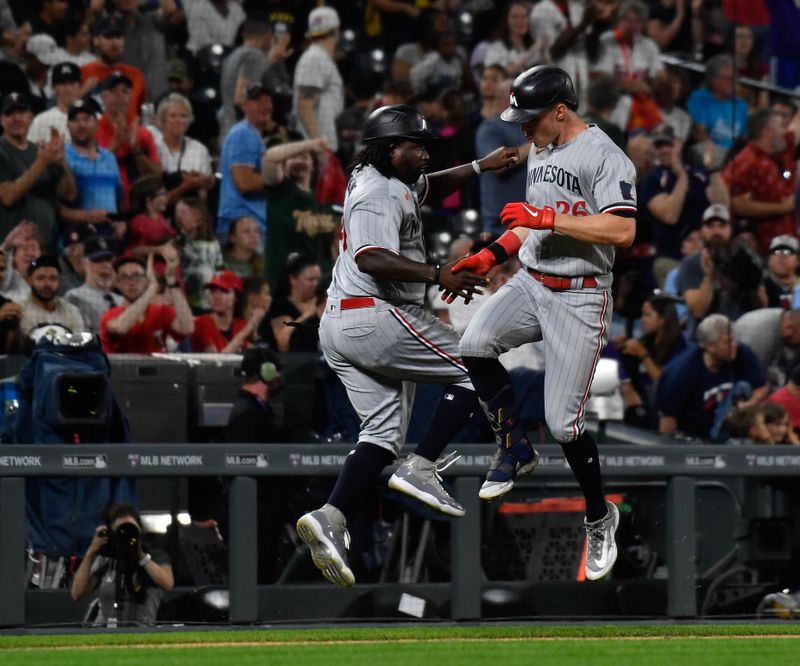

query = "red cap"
204;270;243;293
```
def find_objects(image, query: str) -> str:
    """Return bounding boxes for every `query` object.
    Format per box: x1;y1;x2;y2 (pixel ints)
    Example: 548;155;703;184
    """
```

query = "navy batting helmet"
501;65;579;124
362;104;438;143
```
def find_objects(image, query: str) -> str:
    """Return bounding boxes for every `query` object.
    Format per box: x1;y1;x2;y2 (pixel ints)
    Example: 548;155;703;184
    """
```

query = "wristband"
471;160;482;175
433;263;441;285
138;553;152;567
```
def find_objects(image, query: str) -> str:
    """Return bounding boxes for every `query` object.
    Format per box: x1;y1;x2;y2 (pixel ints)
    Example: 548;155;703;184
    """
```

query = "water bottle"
140;102;155;129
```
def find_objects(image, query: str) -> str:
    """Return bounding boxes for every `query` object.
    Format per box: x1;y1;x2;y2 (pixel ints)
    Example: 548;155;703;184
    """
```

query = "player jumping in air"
296;105;519;587
453;65;637;581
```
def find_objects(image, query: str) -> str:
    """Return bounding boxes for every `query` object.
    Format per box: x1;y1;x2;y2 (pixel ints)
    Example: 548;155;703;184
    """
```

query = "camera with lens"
98;523;141;562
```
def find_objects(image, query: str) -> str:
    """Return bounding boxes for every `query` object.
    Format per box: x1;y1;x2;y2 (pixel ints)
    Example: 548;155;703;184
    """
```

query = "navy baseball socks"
298;442;394;587
478;384;539;500
563;431;618;580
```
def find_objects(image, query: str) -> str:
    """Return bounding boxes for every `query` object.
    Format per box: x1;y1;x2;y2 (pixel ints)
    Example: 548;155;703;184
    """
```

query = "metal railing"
1;441;798;626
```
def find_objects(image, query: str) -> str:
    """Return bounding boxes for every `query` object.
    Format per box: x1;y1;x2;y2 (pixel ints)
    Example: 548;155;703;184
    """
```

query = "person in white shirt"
64;235;122;333
28;61;81;144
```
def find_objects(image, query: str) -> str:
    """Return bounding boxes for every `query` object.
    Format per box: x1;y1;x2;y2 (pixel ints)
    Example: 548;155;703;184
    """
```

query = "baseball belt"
527;269;598;290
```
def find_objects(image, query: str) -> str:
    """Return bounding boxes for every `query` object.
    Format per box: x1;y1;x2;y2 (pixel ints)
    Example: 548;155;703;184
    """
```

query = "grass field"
2;624;800;665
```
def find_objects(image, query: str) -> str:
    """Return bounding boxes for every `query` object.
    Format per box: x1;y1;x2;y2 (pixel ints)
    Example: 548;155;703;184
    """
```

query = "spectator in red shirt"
95;72;160;210
767;364;800;435
100;252;193;353
124;175;175;269
80;15;146;122
189;270;266;353
722;108;800;253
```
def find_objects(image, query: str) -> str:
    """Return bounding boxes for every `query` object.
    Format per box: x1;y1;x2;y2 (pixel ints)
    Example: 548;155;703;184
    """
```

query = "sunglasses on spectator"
771;248;797;256
118;273;147;282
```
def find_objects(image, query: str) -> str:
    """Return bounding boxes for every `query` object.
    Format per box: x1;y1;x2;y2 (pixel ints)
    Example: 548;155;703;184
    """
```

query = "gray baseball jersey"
518;124;637;278
328;164;428;305
460;124;637;443
322;164;472;454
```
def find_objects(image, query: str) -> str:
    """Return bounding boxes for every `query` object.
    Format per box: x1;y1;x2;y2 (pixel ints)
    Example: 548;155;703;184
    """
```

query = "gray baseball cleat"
478;442;539;501
584;500;619;581
296;503;355;587
388;452;465;517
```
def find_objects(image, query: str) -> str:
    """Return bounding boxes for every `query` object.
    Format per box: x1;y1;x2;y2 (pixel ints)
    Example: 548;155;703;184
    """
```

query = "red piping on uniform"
353;245;400;258
390;308;467;372
602;205;637;214
571;290;608;439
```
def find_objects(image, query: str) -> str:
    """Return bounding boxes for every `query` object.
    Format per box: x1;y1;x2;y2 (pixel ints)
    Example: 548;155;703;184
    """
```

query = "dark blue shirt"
640;164;711;259
656;343;766;442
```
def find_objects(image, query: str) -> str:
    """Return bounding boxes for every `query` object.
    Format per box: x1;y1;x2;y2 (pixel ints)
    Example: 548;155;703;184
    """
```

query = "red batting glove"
500;202;555;233
451;248;497;277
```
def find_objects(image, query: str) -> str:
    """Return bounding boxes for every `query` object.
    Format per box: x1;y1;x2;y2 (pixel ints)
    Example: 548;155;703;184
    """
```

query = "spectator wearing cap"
219;15;290;137
676;203;763;332
28;61;81;144
19;255;87;337
111;0;178;104
223;347;285;443
217;82;273;238
640;124;729;286
292;6;343;152
58;224;93;293
152;93;214;208
190;270;265;352
0;92;76;252
30;0;69;46
185;0;244;54
734;306;800;389
722;108;800;254
96;71;160;209
100;253;193;353
80;15;146;122
656;313;767;442
24;33;66;113
62;97;124;232
761;235;800;309
64;235;122;333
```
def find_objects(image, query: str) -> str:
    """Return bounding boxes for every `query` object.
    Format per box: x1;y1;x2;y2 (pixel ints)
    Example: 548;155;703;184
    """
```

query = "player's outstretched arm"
501;202;635;247
422;147;520;204
356;248;487;302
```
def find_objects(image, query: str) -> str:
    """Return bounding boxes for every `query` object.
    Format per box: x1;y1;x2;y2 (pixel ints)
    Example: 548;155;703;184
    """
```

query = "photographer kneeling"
71;503;174;626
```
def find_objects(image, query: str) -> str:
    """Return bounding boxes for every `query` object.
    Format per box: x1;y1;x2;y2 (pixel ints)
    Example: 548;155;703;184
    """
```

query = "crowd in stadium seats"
0;0;798;448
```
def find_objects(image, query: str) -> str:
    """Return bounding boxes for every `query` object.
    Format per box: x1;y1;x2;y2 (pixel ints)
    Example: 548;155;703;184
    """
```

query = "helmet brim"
500;106;547;123
362;128;439;143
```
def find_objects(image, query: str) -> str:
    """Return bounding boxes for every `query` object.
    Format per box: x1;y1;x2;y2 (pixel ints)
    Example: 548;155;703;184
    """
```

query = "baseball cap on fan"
306;6;340;38
769;234;800;254
1;92;31;115
26;34;64;66
702;203;730;225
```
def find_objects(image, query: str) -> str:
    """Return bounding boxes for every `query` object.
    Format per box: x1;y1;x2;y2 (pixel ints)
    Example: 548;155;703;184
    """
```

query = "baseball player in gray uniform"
296;104;520;587
451;66;637;581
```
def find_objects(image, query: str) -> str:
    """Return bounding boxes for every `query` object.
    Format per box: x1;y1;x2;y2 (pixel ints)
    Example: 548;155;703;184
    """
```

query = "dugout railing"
0;441;796;626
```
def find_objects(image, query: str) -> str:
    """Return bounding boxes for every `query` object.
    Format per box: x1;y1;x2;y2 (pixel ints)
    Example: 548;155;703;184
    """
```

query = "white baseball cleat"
583;500;619;581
